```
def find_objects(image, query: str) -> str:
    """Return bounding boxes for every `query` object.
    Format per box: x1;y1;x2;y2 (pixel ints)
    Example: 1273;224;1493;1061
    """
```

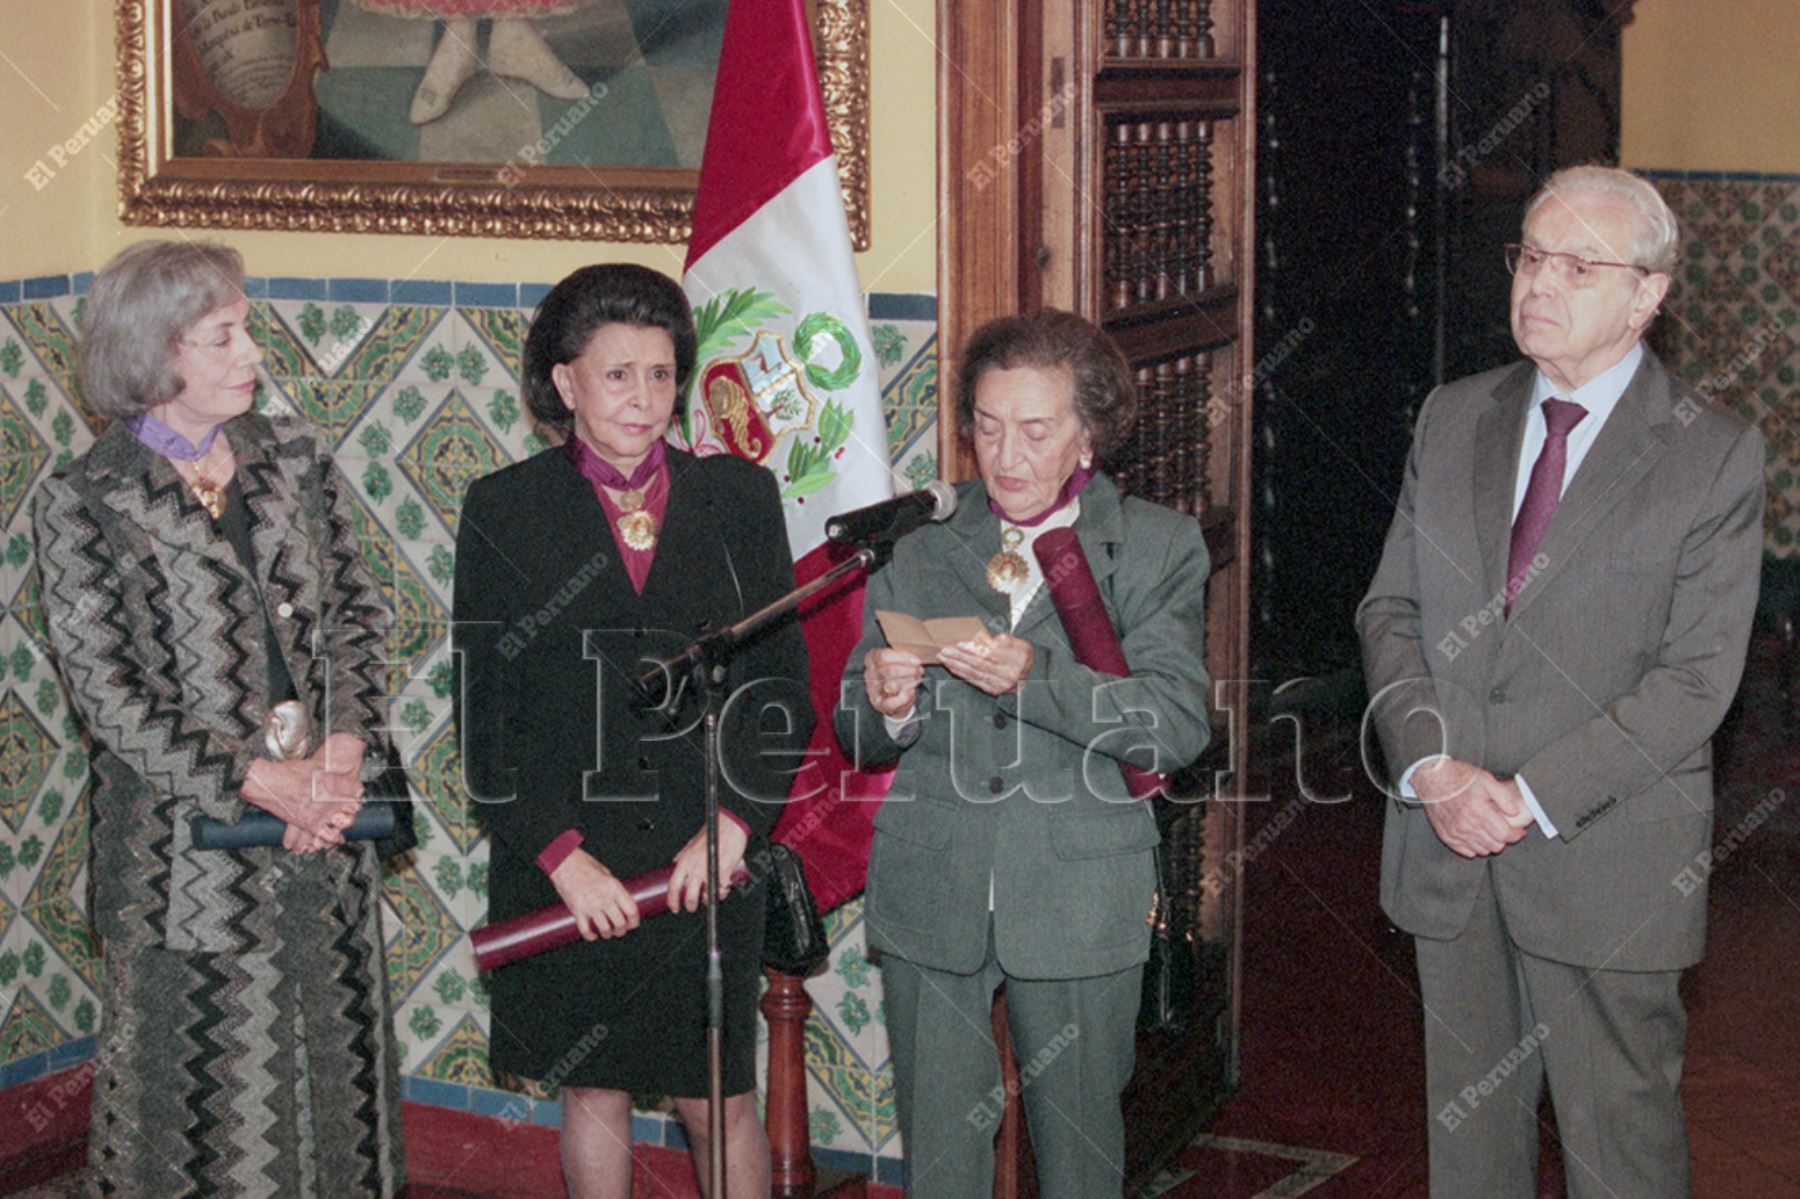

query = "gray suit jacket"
34;414;392;952
836;474;1212;979
1357;350;1764;971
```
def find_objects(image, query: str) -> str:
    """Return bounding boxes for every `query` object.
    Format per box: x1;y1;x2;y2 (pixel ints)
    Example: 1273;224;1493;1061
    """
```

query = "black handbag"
1139;845;1197;1032
759;842;830;975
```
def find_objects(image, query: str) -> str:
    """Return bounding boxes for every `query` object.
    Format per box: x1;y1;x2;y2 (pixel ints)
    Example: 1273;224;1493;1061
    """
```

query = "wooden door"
938;0;1256;1190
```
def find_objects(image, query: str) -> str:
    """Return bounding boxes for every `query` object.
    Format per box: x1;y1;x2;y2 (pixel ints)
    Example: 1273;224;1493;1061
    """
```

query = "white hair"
1523;165;1680;275
79;240;247;420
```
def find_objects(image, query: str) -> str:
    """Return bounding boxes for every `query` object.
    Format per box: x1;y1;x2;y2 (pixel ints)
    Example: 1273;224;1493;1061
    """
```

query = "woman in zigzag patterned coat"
32;241;405;1197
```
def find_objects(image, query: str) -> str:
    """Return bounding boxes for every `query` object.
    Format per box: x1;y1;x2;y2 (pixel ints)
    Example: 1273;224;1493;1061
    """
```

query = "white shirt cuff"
1397;755;1445;799
883;709;922;747
1513;773;1559;838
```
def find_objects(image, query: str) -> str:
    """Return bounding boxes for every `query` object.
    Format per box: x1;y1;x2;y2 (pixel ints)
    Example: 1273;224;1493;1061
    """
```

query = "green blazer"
836;474;1212;980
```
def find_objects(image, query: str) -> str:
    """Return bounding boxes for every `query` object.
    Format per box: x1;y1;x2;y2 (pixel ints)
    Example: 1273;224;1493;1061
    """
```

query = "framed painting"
116;0;869;244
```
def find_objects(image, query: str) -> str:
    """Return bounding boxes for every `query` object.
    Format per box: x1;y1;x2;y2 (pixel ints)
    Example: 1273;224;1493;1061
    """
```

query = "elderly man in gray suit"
1358;164;1764;1198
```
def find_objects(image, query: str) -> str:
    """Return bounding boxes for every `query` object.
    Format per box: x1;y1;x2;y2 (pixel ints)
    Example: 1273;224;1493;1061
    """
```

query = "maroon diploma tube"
472;861;752;972
1032;526;1167;800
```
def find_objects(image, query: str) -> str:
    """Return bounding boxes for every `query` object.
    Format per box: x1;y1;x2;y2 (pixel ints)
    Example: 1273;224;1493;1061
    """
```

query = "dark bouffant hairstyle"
521;264;698;434
954;309;1138;461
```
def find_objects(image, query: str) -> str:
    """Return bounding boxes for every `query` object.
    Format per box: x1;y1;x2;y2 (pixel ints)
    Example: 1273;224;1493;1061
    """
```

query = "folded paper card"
875;611;990;661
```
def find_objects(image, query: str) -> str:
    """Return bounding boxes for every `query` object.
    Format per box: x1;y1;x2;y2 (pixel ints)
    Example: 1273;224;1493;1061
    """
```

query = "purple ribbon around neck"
986;465;1094;527
124;412;221;462
564;436;666;490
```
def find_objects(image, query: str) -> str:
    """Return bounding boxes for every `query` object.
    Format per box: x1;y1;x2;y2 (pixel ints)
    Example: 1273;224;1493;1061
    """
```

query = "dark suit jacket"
452;444;813;923
1358;349;1764;971
835;474;1213;980
34;414;393;952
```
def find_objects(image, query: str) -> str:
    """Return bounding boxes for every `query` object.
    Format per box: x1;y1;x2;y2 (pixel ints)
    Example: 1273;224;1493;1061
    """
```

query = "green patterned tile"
807;1065;882;1154
461;308;525;384
267;300;388;380
418;1013;495;1087
10;569;47;656
0;689;56;834
5;304;88;432
870;323;908;371
380;856;464;1005
866;1062;899;1149
285;378;383;447
395;389;508;537
880;335;938;460
803;1008;858;1071
1657;176;1800;558
411;718;483;855
21;896;96;999
24;781;85;902
249;302;310;380
22;786;93;992
0;985;59;1063
341;483;447;688
0;388;49;529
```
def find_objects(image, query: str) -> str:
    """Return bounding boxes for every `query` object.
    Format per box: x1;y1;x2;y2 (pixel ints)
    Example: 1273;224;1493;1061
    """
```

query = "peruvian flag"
676;0;894;910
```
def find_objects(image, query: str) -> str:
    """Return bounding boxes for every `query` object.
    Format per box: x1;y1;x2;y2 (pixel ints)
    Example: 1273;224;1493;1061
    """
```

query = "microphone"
824;480;958;545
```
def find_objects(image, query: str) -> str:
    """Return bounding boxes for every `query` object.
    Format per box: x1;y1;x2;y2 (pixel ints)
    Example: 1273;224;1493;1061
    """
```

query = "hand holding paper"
874;610;988;662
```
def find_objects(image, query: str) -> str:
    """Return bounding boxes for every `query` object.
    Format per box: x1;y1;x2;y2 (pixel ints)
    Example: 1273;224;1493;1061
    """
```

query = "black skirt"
486;871;768;1097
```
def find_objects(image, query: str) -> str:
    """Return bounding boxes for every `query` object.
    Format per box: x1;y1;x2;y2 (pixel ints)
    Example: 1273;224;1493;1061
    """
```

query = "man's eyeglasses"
1504;243;1650;284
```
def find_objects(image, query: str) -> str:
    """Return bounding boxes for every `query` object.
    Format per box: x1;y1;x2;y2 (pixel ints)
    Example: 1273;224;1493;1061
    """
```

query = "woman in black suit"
453;264;811;1198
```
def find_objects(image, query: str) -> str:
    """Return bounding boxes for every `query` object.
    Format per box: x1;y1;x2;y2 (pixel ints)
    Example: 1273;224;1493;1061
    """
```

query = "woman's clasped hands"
242;732;368;854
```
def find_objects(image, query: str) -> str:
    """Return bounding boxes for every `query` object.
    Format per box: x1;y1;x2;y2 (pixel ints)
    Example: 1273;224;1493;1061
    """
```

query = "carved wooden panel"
1104;118;1215;312
1102;0;1215;59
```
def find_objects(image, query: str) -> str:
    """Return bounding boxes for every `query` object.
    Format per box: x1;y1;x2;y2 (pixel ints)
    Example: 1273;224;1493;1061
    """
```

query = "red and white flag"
676;0;894;910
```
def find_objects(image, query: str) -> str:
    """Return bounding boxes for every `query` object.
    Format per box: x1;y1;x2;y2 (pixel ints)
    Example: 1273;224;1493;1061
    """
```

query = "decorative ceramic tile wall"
1644;171;1800;558
0;271;937;1181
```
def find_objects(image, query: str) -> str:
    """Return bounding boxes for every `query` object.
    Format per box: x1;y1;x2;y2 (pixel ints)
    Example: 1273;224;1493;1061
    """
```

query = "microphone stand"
636;540;885;1198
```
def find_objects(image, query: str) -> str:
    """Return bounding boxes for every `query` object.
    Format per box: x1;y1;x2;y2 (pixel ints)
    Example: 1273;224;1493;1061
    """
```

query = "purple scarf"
987;465;1095;527
124;411;221;461
563;435;666;490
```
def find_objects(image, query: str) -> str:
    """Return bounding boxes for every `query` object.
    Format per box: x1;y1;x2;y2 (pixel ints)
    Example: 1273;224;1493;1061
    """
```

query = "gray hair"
1523;165;1680;275
79;240;248;420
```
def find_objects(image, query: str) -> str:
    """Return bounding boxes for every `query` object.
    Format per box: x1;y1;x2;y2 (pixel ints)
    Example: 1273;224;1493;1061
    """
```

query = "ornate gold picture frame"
116;0;869;246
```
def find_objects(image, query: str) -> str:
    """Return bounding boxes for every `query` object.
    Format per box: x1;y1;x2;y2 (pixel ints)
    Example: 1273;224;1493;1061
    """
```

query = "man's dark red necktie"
1506;397;1588;616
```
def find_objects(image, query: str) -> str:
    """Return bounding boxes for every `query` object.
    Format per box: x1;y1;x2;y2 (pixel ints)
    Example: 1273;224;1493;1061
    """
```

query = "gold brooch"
615;489;659;551
189;458;226;520
986;527;1029;593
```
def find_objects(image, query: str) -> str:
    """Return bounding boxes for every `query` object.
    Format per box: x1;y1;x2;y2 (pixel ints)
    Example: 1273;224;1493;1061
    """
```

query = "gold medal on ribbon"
188;457;226;519
615;489;659;551
190;476;226;519
986;526;1029;593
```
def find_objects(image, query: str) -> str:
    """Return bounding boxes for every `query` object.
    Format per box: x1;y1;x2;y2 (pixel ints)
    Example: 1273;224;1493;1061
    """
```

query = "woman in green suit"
836;310;1213;1199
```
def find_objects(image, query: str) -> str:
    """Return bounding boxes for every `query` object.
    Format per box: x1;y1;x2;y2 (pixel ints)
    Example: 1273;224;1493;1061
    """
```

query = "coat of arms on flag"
685;293;859;500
